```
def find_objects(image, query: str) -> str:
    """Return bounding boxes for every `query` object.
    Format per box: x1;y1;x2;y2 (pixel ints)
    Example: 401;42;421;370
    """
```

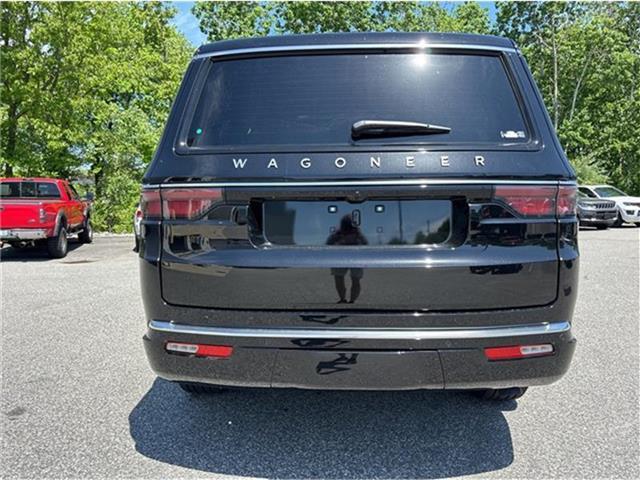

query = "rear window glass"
0;182;61;198
184;52;529;149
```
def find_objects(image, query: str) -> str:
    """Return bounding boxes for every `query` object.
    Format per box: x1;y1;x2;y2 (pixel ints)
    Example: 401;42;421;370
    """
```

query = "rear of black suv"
140;33;578;400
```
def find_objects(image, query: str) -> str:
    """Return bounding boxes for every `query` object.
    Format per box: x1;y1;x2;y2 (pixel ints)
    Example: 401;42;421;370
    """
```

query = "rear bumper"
0;228;49;241
143;320;576;390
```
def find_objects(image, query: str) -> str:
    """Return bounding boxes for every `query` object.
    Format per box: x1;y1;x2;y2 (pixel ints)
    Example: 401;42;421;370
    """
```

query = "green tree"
496;1;640;193
1;1;191;231
192;1;491;41
191;1;274;41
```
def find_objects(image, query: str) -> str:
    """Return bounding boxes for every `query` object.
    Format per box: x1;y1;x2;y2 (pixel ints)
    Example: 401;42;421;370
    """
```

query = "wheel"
47;226;68;258
178;382;226;394
473;387;528;401
635;223;640;227
78;217;93;243
614;212;624;227
596;225;608;230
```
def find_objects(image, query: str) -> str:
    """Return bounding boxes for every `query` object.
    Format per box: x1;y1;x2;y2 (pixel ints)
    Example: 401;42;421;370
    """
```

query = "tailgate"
158;183;560;311
0;201;42;229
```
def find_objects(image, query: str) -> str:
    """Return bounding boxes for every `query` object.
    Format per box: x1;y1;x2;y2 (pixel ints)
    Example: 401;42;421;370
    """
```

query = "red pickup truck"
0;178;93;258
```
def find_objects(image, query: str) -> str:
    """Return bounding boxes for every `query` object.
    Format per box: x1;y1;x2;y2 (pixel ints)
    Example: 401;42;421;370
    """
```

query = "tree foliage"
192;1;491;40
1;1;191;231
495;1;640;193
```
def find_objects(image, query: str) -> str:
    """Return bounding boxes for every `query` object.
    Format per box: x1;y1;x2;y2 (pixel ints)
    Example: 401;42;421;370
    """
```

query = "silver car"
577;190;617;229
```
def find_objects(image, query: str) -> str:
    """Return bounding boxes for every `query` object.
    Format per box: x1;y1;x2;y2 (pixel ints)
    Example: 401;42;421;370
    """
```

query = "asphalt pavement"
1;228;639;479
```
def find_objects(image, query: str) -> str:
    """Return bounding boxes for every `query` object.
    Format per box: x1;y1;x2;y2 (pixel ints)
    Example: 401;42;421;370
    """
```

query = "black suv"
140;33;578;401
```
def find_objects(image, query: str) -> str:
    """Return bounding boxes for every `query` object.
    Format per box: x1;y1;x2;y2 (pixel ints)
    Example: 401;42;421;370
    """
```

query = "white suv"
578;185;640;227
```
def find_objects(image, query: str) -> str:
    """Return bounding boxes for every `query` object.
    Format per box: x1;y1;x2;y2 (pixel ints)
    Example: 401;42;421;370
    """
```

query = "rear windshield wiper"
351;120;451;139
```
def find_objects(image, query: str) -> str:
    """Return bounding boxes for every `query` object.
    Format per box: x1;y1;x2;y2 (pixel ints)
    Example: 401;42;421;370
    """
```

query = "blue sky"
170;1;497;47
171;1;206;46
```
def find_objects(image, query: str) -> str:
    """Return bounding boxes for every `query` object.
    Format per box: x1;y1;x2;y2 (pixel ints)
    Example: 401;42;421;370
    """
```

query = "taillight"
140;189;161;220
493;185;577;218
39;205;55;223
140;187;223;220
557;185;577;217
162;188;223;220
493;186;556;217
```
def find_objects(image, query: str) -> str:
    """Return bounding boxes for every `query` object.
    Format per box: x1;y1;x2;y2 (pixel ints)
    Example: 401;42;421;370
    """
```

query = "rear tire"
78;218;93;243
474;387;528;401
178;382;226;395
635;222;640;227
47;226;68;258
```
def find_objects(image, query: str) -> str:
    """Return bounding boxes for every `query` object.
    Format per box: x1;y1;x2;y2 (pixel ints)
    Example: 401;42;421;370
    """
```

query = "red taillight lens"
165;342;233;358
484;344;554;361
494;186;556;217
140;189;161;220
493;185;578;218
162;188;223;220
557;185;577;217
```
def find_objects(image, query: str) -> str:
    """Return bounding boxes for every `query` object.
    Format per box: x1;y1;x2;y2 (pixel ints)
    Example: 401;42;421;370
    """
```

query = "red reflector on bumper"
196;344;233;358
484;344;554;361
166;342;233;358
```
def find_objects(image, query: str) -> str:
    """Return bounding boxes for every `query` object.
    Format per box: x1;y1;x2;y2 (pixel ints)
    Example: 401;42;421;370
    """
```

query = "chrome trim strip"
143;179;576;189
149;320;571;340
194;43;517;60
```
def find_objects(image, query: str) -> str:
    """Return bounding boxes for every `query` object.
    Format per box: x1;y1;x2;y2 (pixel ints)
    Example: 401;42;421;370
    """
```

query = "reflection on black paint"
300;314;349;325
291;339;350;348
327;215;367;303
316;353;359;375
470;264;523;275
467;207;558;250
264;200;451;246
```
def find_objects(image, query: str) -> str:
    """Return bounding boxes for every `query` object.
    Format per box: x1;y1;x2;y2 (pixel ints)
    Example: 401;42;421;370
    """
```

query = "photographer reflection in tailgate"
327;214;368;304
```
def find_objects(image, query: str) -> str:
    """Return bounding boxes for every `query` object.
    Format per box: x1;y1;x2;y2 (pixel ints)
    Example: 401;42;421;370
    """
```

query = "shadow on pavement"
129;378;516;478
0;242;83;262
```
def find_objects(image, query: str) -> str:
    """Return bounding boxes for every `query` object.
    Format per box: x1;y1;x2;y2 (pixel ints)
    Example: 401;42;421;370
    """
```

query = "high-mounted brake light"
484;344;554;361
162;188;223;220
166;342;233;358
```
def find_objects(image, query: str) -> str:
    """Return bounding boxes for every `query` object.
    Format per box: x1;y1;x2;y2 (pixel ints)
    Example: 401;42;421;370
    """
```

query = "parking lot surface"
1;228;639;479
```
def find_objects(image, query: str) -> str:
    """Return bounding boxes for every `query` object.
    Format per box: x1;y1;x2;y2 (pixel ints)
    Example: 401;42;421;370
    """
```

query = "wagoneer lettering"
140;32;578;400
229;154;490;171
